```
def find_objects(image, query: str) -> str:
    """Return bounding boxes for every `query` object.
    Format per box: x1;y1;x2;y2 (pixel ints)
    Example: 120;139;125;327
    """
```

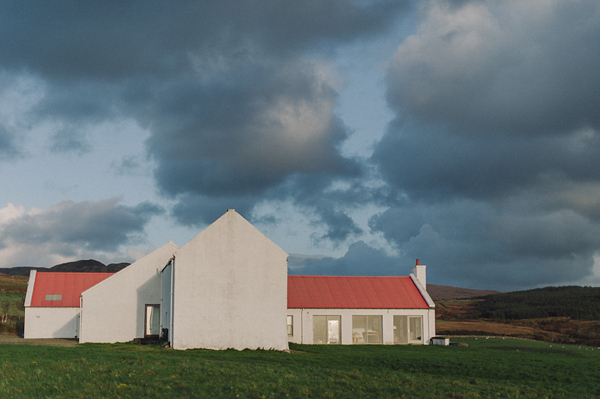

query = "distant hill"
427;284;500;300
0;259;131;277
478;286;600;320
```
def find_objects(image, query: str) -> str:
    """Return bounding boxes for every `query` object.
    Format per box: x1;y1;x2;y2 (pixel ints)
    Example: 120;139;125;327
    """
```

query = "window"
287;315;293;337
409;316;422;342
393;315;408;344
45;294;62;301
313;315;341;344
352;315;382;344
145;304;160;337
394;315;423;344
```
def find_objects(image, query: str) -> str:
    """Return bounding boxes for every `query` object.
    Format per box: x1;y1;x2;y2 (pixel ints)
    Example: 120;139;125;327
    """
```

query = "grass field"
1;338;599;398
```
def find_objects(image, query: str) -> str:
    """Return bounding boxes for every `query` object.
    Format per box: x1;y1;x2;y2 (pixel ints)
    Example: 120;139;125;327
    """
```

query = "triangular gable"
176;209;287;260
29;272;113;307
287;276;431;309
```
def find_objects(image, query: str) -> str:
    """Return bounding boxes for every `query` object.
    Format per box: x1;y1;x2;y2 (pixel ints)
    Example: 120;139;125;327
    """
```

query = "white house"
286;268;435;345
24;209;436;348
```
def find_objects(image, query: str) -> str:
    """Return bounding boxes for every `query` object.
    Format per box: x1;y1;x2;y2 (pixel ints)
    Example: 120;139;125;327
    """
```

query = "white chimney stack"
412;259;426;287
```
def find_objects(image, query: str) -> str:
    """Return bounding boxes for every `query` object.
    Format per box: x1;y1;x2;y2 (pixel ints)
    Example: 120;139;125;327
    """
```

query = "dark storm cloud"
374;121;600;202
147;61;356;197
0;198;163;253
289;241;403;276
367;0;600;289
0;1;405;80
0;0;408;242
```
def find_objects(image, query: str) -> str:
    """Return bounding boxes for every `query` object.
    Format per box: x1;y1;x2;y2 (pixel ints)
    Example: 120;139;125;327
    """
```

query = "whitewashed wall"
79;242;179;343
171;210;289;350
24;307;80;339
287;308;436;345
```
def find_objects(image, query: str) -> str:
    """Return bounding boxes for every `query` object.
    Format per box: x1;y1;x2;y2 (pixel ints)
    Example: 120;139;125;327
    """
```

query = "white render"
287;308;435;345
167;209;289;350
79;242;179;343
24;307;80;339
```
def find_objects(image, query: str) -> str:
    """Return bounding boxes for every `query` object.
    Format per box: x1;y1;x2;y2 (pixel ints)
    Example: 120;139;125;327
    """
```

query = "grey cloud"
0;125;18;160
387;1;600;137
0;198;164;252
289;241;404;276
49;128;90;154
148;61;356;198
370;2;600;290
32;81;121;123
373;121;600;202
0;1;406;81
368;201;600;290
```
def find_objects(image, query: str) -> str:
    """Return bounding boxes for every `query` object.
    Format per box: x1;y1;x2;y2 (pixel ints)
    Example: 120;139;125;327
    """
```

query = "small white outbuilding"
23;271;112;339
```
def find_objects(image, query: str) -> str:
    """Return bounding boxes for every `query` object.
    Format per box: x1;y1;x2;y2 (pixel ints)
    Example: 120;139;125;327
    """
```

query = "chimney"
411;259;426;287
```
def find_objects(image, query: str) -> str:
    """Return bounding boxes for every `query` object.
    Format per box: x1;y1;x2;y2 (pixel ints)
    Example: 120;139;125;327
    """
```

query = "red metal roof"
288;276;430;309
30;272;114;307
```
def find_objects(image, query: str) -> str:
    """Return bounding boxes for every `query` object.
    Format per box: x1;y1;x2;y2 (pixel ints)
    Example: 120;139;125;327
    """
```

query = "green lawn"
1;338;599;398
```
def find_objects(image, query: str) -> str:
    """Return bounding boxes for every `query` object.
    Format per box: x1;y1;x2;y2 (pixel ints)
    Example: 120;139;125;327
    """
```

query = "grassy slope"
0;273;28;292
0;339;598;398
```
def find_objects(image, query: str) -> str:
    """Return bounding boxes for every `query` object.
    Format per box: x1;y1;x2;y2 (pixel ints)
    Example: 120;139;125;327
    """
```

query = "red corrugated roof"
30;272;114;307
288;276;430;309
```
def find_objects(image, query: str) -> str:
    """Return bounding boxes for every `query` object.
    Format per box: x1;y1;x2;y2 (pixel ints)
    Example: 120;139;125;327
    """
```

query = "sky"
1;0;600;291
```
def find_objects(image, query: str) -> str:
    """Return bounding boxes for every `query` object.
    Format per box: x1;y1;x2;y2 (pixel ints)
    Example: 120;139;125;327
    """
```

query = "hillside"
0;260;130;276
0;273;28;293
427;284;500;300
436;286;600;346
478;286;600;320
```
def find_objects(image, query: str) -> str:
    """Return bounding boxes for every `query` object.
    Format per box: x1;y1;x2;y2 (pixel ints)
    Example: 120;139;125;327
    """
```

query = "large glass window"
394;315;423;344
352;315;382;344
313;315;341;344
